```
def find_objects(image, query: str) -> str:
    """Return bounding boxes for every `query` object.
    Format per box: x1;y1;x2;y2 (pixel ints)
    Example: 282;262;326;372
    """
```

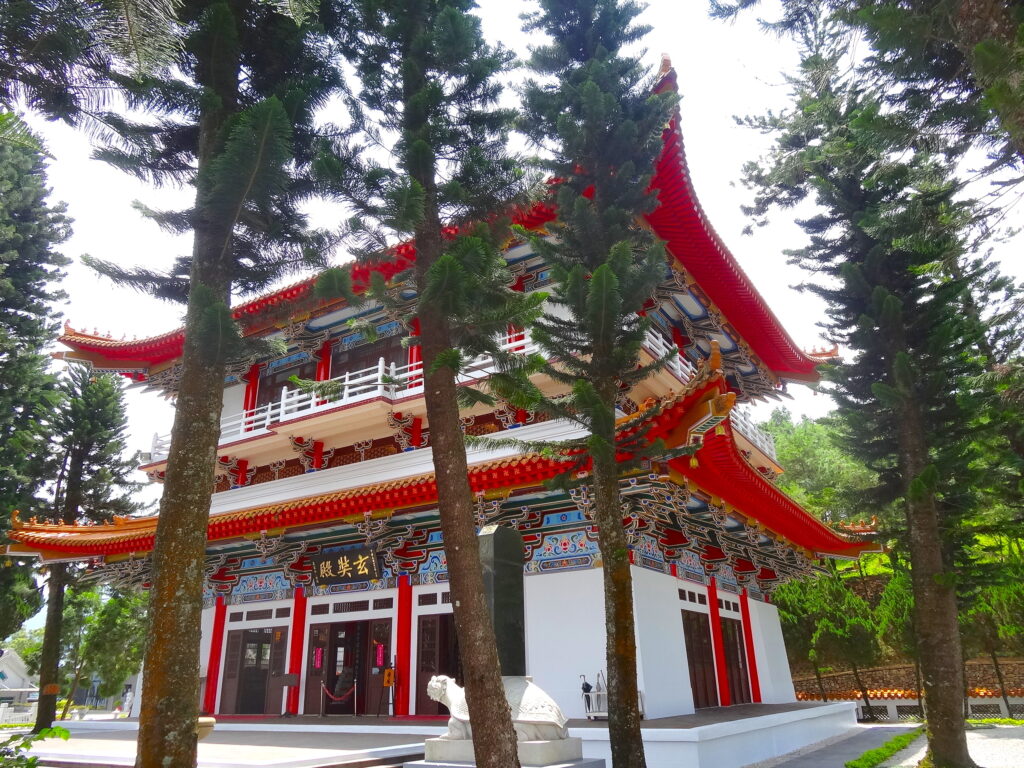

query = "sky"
22;0;1022;472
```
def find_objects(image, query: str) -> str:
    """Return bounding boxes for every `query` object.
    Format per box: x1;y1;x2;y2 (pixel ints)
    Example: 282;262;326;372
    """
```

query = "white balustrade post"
377;357;386;397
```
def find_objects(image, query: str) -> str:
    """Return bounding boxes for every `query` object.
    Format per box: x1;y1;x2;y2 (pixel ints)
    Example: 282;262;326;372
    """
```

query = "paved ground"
25;725;430;768
881;725;1024;768
759;724;1024;768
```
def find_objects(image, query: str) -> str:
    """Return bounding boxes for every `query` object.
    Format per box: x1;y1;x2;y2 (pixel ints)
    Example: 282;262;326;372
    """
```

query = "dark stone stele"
478;523;526;676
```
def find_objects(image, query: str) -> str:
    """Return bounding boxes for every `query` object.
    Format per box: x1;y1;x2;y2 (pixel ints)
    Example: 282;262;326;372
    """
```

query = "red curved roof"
59;67;818;381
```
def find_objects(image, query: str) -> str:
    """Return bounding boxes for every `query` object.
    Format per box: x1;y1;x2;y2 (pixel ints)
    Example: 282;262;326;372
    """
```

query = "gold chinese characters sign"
309;546;381;586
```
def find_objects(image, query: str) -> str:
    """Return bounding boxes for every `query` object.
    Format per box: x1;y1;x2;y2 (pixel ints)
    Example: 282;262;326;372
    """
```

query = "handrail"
729;406;777;461
149;327;696;461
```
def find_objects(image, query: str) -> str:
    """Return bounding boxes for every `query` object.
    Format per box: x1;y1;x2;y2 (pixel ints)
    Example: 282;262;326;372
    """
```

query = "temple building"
8;66;869;727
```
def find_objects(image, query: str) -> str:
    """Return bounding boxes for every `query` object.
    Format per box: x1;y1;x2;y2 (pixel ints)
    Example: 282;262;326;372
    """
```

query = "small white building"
0;648;39;707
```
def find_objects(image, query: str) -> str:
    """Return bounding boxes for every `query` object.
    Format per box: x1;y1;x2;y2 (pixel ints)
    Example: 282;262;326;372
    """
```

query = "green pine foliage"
0;141;69;640
513;3;678;766
310;3;537;763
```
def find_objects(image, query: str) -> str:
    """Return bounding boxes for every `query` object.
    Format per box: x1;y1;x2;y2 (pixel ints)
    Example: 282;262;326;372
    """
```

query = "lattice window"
246;609;273;621
310;604;329;616
969;704;1002;717
228;612;243;622
373;598;394;610
418;593;438;606
275;607;291;619
860;706;890;721
896;705;923;721
333;600;370;613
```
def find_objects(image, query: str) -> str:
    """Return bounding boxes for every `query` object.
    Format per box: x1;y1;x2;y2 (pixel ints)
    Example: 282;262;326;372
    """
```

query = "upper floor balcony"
146;326;777;467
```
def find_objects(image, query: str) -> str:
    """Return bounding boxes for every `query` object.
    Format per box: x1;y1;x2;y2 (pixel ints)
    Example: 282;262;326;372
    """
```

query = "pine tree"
309;3;539;764
32;367;143;732
73;4;343;765
709;0;1024;167
0;141;69;640
515;2;677;765
737;10;989;766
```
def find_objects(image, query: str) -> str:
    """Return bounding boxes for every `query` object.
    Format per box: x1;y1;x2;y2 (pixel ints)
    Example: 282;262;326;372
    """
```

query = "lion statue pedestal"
408;675;602;768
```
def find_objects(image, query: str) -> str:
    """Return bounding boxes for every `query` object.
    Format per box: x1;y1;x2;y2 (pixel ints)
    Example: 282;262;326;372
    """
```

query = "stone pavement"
880;725;1024;768
748;724;917;768
26;724;432;768
757;724;1024;768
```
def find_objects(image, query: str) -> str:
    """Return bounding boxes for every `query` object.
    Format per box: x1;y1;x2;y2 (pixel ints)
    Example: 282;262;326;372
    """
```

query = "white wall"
746;598;796;704
524;567;606;719
222;383;245;417
632;566;695;717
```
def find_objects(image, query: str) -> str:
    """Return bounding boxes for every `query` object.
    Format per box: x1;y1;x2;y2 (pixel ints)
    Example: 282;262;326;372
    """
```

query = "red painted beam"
202;596;227;714
394;575;413;715
740;588;762;703
286;587;308;714
706;577;731;706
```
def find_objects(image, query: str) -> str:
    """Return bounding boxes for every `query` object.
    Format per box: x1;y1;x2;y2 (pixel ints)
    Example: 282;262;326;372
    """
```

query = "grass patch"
844;727;924;768
0;723;32;729
967;718;1024;726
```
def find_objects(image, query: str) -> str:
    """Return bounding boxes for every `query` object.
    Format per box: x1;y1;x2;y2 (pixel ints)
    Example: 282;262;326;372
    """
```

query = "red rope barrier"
321;682;356;702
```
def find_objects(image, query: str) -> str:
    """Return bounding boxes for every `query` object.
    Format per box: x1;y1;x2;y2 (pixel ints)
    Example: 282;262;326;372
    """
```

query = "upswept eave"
56;68;820;384
8;356;868;563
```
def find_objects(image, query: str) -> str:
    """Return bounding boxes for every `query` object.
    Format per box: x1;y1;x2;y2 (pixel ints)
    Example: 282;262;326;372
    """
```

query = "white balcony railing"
729;406;777;461
149;328;696;462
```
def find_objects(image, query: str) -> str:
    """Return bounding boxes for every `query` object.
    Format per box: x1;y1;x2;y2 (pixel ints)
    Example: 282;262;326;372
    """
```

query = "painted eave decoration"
7;354;870;563
55;64;818;385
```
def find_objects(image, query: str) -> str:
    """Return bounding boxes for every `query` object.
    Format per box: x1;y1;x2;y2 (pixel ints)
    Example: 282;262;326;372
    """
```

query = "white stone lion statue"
426;675;569;741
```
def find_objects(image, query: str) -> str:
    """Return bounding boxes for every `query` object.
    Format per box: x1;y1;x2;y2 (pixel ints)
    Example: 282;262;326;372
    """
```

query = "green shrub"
844;728;924;768
0;727;69;767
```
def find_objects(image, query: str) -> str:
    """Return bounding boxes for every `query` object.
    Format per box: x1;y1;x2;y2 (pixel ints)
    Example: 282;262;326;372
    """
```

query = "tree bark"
915;658;924;714
851;662;872;718
895;396;976;767
33;563;66;733
813;664;828;703
135;7;239;765
591;379;646;768
406;44;519;760
989;650;1011;717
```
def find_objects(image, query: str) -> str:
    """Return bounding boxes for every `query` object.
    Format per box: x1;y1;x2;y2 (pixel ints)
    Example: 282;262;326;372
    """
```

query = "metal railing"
729;406;777;461
149;327;696;461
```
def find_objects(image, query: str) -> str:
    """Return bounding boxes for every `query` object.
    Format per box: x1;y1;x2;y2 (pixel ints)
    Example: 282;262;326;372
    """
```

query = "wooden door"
681;610;718;709
304;624;331;714
263;626;289;715
364;618;392;716
237;628;273;714
219;630;245;715
721;617;752;705
415;614;461;714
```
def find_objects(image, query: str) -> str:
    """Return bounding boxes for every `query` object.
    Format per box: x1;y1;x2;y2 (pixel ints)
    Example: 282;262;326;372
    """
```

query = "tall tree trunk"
35;447;86;733
851;662;872;718
989;650;1011;717
33;563;66;733
813;664;828;703
915;658;924;714
411;152;519;768
59;658;87;721
136;10;239;765
592;379;646;768
896;398;976;767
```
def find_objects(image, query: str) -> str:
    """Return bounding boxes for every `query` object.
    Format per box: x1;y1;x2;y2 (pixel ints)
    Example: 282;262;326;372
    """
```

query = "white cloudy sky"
23;0;1023;465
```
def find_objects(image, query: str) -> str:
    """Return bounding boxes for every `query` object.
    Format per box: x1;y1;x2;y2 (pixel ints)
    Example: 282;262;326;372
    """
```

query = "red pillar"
394;575;413;715
707;576;731;706
202;596;227;714
286;587;308;714
315;339;335;381
740;588;763;703
408;318;422;385
242;363;262;431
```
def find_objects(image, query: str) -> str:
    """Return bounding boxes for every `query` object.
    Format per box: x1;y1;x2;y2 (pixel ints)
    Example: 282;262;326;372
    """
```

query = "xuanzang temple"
8;64;871;725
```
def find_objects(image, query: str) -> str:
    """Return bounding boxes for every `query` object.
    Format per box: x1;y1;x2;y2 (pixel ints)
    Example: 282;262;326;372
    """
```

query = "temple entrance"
721;617;752;705
220;626;289;715
304;619;392;716
681;610;718;709
415;613;462;715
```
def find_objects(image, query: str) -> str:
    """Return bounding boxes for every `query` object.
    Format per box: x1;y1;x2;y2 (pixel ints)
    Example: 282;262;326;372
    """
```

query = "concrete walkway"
747;725;918;768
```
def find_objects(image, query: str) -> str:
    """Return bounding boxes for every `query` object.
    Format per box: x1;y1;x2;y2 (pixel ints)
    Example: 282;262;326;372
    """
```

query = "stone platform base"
420;737;590;767
407;760;604;768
